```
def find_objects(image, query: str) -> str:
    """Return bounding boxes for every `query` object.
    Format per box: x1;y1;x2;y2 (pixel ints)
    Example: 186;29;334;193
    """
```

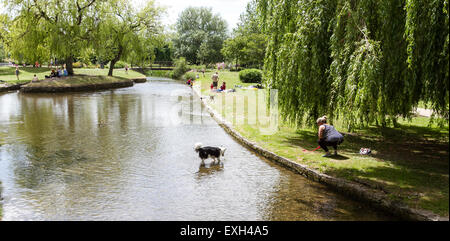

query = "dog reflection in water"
194;143;226;165
197;161;224;179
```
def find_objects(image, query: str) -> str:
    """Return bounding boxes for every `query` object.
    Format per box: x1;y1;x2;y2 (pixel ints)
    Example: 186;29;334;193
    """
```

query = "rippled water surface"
0;78;394;220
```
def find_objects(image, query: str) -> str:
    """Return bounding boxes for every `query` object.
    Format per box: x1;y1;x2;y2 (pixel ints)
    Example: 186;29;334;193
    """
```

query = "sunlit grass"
195;70;449;216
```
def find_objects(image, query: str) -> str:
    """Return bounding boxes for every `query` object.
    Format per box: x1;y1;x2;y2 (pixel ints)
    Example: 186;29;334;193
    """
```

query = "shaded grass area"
0;66;145;84
196;71;450;216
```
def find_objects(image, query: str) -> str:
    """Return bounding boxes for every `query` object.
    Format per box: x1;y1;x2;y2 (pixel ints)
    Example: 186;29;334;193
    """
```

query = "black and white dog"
194;143;226;163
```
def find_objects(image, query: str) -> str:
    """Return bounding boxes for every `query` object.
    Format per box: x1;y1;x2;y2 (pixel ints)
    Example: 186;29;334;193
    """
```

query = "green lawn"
195;70;449;217
0;66;145;84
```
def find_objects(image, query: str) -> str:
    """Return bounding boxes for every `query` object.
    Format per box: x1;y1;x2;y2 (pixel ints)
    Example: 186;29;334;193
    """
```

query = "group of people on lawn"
185;71;226;91
29;67;68;83
14;65;69;83
210;72;226;91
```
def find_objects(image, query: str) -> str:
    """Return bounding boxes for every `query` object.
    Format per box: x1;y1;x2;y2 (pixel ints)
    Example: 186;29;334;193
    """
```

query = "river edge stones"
0;83;26;92
132;77;147;83
192;88;448;221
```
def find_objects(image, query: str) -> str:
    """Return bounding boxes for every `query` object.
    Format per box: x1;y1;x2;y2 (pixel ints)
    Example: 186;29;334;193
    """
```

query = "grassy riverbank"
194;70;449;217
0;66;145;84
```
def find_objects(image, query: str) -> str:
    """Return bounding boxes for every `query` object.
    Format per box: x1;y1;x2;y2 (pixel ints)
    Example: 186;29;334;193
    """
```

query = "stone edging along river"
191;87;448;222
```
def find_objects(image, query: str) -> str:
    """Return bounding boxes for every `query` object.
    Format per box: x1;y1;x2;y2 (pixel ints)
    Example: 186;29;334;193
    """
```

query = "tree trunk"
108;59;117;77
108;46;123;77
65;56;74;76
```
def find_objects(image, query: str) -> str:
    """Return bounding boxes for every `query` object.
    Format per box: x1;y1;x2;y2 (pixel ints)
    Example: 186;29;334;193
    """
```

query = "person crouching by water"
317;116;344;157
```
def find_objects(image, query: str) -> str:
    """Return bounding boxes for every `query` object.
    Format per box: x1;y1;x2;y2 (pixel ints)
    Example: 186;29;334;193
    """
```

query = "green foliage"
182;72;197;81
73;62;83;68
113;61;129;69
0;44;5;61
222;1;266;69
2;0;163;76
258;0;449;129
93;0;163;76
239;69;262;83
171;57;189;79
260;0;336;126
2;0;107;75
154;43;174;62
405;0;449;121
173;7;228;65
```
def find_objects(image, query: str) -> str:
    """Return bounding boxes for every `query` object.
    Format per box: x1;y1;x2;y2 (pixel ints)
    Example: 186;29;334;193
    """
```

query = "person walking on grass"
317;116;344;157
15;66;20;80
211;72;219;89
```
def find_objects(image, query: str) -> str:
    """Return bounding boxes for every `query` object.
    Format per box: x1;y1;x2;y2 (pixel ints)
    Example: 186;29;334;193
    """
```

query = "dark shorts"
213;82;218;87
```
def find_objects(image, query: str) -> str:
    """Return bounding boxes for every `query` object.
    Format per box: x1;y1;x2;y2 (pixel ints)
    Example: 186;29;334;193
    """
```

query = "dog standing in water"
194;143;226;164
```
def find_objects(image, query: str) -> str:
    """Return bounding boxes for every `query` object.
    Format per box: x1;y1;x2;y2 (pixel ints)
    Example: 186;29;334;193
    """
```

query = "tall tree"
405;0;449;122
173;7;228;65
3;0;104;75
258;0;336;126
94;0;163;76
0;14;7;60
257;0;449;128
222;0;266;69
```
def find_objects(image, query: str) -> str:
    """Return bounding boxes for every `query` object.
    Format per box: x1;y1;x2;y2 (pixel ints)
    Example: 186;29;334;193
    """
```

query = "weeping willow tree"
405;0;449;124
3;0;106;75
259;0;337;126
329;0;409;129
258;0;449;129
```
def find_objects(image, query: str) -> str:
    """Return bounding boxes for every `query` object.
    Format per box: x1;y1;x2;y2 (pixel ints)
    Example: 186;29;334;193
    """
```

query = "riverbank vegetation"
195;70;449;217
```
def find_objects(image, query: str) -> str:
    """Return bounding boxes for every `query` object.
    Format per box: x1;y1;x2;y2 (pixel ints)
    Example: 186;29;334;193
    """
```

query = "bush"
113;61;129;69
187;64;206;71
146;70;172;78
182;72;197;81
73;62;83;68
230;67;245;72
239;69;263;83
171;57;189;80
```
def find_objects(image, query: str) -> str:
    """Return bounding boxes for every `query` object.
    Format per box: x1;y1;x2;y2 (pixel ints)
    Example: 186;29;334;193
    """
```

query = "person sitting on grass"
317;116;344;157
32;74;39;83
220;82;226;91
45;69;57;79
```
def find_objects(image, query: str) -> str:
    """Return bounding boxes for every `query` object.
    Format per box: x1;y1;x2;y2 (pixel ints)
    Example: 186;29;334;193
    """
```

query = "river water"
0;77;393;221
